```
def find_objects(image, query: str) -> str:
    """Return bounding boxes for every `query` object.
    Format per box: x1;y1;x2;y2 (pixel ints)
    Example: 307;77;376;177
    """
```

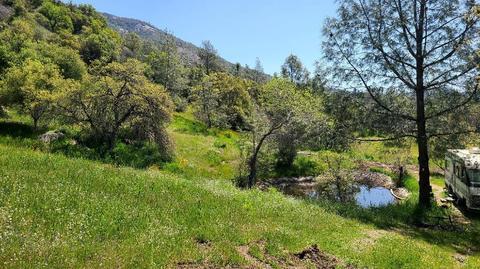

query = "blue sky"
67;0;337;74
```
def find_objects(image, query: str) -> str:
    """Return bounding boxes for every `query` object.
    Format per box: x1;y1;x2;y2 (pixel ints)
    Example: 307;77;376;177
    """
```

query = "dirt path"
407;168;471;225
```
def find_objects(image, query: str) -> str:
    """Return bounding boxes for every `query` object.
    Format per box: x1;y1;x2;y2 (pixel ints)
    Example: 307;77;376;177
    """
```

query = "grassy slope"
166;112;241;180
1;113;480;268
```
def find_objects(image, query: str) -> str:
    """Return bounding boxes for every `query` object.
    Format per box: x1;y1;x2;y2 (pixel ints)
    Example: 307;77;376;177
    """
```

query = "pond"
355;185;397;208
279;183;397;208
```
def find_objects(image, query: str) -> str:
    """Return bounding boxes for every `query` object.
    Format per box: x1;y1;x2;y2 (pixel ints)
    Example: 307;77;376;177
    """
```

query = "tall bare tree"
324;0;480;207
198;40;221;75
281;54;310;86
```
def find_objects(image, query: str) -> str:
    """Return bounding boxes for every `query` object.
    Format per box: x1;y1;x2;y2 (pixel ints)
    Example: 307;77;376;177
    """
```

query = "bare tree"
198;40;221;75
324;0;479;207
281;54;310;86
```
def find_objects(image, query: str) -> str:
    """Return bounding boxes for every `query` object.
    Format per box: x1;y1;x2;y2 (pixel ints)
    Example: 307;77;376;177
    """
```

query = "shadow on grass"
290;173;480;254
0;121;42;139
171;114;213;136
0;120;171;170
303;196;480;254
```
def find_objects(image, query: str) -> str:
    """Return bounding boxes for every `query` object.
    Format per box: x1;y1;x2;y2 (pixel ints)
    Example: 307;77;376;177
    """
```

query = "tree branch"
329;32;417;122
428;129;477;139
393;0;417;58
359;0;417;90
425;82;479;120
353;134;417;142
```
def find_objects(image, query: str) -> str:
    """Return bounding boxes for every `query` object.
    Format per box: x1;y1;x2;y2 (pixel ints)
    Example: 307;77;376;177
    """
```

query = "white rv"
445;148;480;210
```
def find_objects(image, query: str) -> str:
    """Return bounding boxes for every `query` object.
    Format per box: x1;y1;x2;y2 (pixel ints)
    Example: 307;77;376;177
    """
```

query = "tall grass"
1;145;480;268
2;111;480;268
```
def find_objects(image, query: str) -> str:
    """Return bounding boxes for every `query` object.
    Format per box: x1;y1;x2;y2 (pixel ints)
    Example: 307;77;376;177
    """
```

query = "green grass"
167;112;242;180
431;174;446;188
0;111;242;177
1;144;480;268
350;140;418;165
2;111;480;268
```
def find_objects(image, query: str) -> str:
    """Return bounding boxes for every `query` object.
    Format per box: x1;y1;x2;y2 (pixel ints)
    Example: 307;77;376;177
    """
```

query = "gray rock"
39;131;65;144
0;3;13;21
0;106;8;119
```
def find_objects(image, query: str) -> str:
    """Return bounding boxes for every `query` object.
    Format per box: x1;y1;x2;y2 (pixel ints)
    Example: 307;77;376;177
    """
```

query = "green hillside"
0;114;479;268
1;0;480;268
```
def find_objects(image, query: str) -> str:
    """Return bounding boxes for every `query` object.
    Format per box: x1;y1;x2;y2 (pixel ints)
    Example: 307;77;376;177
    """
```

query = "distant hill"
103;13;235;70
102;13;269;81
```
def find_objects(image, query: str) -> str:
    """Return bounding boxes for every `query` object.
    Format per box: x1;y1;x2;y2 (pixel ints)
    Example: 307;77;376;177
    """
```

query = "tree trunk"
415;0;432;208
247;132;270;188
33;117;39;131
107;131;117;153
247;156;257;188
416;94;432;207
335;176;344;202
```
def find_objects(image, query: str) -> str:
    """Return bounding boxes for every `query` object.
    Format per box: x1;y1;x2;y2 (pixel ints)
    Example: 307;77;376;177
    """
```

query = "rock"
39;131;65;144
454;253;467;264
0;4;13;21
392;187;410;199
0;106;8;118
441;197;455;203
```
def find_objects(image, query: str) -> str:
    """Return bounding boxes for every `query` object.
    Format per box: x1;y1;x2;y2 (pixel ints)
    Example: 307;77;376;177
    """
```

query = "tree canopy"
324;0;480;206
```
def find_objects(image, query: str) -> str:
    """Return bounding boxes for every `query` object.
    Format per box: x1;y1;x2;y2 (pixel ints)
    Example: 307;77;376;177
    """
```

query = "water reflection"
280;183;397;208
355;185;396;208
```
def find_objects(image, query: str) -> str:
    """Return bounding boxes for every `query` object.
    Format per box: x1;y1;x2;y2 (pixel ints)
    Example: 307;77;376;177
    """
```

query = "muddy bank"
353;170;410;200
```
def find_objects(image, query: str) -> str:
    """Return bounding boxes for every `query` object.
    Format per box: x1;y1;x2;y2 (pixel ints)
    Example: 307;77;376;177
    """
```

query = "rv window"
464;168;469;183
446;159;452;170
468;170;480;185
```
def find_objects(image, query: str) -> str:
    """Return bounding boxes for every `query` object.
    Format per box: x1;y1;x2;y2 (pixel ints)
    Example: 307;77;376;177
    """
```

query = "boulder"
0;4;13;21
0;106;8;118
39;131;65;144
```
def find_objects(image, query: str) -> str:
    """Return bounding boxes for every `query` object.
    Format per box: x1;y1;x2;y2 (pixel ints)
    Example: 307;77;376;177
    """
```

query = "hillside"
0;137;479;268
103;13;245;72
1;112;480;268
1;1;480;268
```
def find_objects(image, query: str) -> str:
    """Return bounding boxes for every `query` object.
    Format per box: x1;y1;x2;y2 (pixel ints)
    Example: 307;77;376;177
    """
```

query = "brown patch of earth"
352;229;388;252
236;244;275;269
453;253;468;264
354;170;394;189
177;242;355;269
294;245;356;269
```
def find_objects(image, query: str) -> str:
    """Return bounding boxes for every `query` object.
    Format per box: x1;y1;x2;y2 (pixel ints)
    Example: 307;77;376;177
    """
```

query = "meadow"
1;113;480;268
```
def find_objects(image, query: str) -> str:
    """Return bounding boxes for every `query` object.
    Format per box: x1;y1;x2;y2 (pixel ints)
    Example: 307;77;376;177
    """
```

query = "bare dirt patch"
294;245;356;269
236;244;274;269
353;229;388;252
177;242;356;268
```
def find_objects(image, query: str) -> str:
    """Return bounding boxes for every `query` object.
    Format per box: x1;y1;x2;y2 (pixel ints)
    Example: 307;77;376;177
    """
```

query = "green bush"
291;156;320;176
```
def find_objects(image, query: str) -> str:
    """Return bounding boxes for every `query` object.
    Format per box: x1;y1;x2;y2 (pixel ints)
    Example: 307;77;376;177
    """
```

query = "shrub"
109;142;171;168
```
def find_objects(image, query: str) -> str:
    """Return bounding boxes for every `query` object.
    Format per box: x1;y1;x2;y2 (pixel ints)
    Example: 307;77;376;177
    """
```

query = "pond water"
280;184;397;208
355;185;396;208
